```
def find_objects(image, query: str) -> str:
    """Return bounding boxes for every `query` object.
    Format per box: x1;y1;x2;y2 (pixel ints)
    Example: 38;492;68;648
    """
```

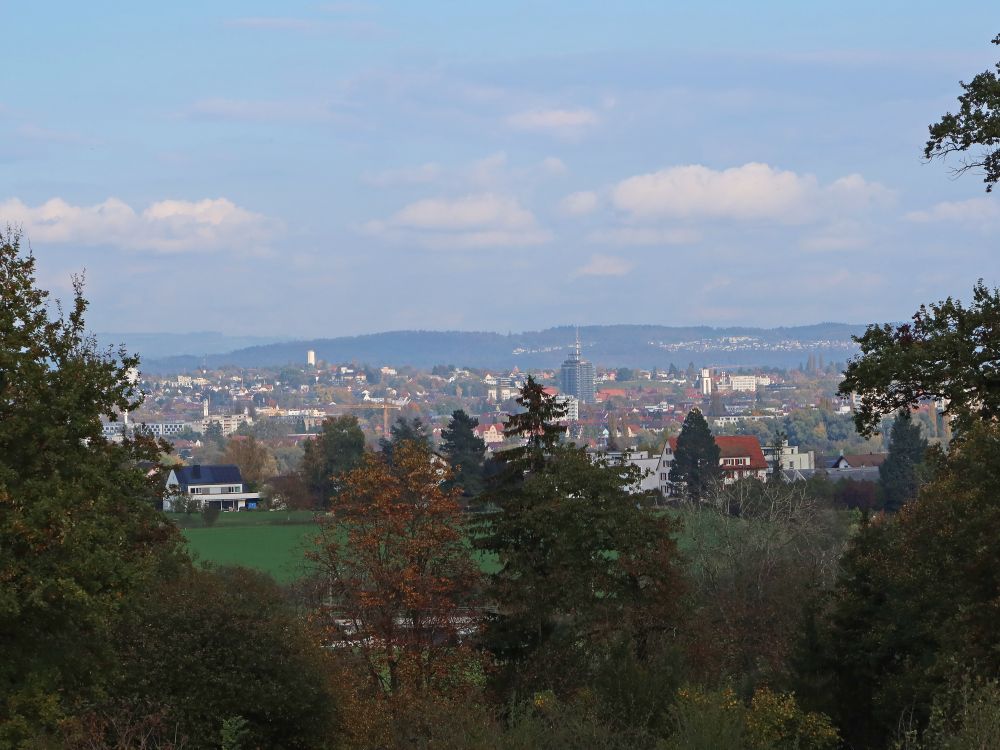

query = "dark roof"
173;464;243;487
833;453;887;469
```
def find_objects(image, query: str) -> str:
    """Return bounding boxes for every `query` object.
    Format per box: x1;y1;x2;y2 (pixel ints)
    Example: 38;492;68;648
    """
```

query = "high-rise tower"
560;330;595;403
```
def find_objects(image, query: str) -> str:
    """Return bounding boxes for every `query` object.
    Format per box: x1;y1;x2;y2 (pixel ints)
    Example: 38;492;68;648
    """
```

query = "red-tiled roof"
667;435;768;470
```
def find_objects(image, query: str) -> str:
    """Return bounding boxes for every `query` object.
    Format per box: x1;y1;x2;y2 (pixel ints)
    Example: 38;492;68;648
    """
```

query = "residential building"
163;464;260;511
555;394;579;422
201;412;253;437
658;435;770;495
830;453;887;470
762;440;815;473
474;422;506;447
597;450;661;495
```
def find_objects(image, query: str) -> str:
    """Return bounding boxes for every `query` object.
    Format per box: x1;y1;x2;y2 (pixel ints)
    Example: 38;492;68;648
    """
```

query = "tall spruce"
879;410;928;512
481;378;683;696
440;409;487;497
668;408;722;500
379;416;432;464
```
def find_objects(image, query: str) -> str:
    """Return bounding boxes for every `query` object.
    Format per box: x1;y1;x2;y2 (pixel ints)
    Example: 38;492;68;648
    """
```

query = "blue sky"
3;1;1000;336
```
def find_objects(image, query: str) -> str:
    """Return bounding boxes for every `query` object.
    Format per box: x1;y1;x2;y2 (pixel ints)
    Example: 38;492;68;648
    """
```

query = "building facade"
164;464;260;511
559;336;595;403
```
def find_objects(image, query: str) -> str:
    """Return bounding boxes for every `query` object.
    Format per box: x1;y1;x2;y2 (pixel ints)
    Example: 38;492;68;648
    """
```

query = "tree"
481;379;684;695
925;34;1000;192
222;434;277;488
668;409;721;500
879;410;928;512
300;415;365;506
0;229;185;741
109;566;343;749
839;281;1000;436
809;422;1000;747
379;416;431;463
500;375;566;474
309;441;481;698
680;480;846;687
440;409;487;497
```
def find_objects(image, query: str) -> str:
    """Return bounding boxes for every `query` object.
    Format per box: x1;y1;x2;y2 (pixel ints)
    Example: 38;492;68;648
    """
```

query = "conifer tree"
440;409;487;497
879;410;928;512
668;408;722;500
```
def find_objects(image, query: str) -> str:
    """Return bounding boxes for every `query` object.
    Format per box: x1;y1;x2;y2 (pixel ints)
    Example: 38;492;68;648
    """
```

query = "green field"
173;511;501;582
172;509;738;583
172;512;320;584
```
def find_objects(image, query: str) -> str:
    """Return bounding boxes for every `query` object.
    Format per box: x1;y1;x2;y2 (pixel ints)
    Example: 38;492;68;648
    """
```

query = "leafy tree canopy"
925;34;1000;191
0;229;185;740
300;415;365;506
839;281;1000;436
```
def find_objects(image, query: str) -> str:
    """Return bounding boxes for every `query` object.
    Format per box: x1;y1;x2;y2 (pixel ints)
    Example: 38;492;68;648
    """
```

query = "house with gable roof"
657;435;770;496
164;464;260;511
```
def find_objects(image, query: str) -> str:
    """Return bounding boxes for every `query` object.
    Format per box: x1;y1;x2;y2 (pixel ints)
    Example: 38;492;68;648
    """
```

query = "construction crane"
330;402;402;436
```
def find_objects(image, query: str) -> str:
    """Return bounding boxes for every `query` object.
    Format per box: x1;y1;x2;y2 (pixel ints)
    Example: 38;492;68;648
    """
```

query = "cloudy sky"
4;1;1000;336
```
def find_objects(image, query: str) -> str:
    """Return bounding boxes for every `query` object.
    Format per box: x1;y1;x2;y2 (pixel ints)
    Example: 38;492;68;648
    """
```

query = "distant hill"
137;324;866;373
96;331;292;361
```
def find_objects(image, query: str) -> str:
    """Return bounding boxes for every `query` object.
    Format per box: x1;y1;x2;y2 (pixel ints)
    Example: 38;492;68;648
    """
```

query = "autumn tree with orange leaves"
308;440;481;699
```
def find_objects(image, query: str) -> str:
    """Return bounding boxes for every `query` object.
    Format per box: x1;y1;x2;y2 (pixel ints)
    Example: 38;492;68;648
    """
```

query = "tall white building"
306;350;316;366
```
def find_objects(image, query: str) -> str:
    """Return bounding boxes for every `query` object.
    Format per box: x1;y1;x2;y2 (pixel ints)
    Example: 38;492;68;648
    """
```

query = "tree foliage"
379;416;432;464
808;421;1000;748
501;375;566;472
300;414;365;505
108;567;342;750
221;434;277;488
0;229;186;741
482;379;683;695
925;34;1000;191
440;409;487;497
309;440;481;698
839;281;1000;436
878;410;928;512
668;409;721;500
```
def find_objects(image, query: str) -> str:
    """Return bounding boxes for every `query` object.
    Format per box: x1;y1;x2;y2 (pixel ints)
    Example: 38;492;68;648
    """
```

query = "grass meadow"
171;510;502;583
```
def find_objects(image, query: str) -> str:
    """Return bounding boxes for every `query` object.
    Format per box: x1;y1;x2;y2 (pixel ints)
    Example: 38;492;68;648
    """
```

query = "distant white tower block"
307;350;316;367
700;368;713;395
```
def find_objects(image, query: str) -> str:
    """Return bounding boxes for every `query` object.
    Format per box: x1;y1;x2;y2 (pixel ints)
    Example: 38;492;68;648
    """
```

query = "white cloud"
906;197;1000;225
392;194;534;230
574;254;634;277
587;227;701;246
364;153;565;190
612;162;891;223
539;156;568;175
559;191;599;216
506;107;599;137
365;193;550;248
0;196;278;253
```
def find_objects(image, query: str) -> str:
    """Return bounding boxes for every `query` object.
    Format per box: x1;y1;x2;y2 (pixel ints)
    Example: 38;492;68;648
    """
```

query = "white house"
164;464;260;511
598;451;661;495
